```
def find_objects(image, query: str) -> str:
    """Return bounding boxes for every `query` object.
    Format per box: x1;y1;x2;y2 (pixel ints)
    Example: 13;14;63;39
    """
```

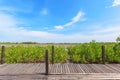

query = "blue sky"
0;0;120;42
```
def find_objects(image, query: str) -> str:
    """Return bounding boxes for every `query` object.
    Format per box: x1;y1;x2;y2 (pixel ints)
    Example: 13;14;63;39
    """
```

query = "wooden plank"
52;63;57;74
65;63;70;74
97;64;112;73
14;64;31;74
116;64;120;68
57;64;60;73
109;64;120;72
62;63;66;74
91;64;104;73
7;64;19;74
30;63;38;74
50;63;55;74
84;64;95;73
106;64;120;73
68;63;75;73
93;64;106;73
88;64;97;73
0;63;120;75
26;63;35;74
49;64;52;73
72;64;79;73
80;64;90;73
41;63;45;73
102;64;117;73
60;63;63;74
78;64;85;73
61;63;64;74
0;64;12;74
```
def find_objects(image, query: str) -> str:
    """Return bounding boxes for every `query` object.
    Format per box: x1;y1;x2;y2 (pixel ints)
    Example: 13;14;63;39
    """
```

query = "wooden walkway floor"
0;63;120;75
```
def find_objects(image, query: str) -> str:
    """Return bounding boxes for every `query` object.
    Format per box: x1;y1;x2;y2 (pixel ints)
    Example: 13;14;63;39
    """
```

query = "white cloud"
112;0;120;7
0;12;62;42
72;11;84;23
0;13;17;29
54;11;85;30
0;7;14;12
92;26;120;34
0;11;119;42
40;8;48;15
64;11;84;27
0;0;34;13
54;25;64;30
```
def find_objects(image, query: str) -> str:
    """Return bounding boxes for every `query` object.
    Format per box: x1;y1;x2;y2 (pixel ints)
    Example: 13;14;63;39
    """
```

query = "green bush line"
0;41;120;64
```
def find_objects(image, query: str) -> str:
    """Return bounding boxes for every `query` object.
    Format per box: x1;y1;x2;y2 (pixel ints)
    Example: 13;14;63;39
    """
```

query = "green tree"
116;36;120;42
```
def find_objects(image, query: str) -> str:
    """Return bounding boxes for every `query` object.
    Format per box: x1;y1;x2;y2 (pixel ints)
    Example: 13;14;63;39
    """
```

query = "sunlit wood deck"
0;63;120;75
0;63;120;80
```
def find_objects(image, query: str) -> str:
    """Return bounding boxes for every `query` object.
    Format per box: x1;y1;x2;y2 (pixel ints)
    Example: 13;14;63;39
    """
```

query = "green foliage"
5;46;45;63
53;46;68;63
105;45;115;63
87;41;101;63
20;42;39;44
113;43;120;62
116;36;120;42
68;41;120;63
68;44;88;63
68;41;101;63
46;46;69;63
1;45;68;63
0;41;120;64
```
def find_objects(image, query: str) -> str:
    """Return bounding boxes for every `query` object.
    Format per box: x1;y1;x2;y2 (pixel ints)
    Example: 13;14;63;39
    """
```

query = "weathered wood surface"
0;63;120;75
1;63;120;80
0;73;120;80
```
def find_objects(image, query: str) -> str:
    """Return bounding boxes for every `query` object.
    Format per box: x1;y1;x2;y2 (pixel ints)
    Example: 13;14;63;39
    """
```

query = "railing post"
102;45;105;64
52;45;54;64
1;46;5;64
68;49;72;63
45;49;49;75
21;53;24;63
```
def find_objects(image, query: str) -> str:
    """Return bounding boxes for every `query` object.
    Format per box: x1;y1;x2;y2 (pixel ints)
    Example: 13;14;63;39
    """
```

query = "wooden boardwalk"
0;63;120;75
1;63;120;80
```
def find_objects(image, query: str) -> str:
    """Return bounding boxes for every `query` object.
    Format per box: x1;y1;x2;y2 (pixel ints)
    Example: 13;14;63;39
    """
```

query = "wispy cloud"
0;13;17;29
0;0;34;14
64;11;85;27
0;12;119;42
112;0;120;7
92;26;120;34
54;25;64;30
0;12;58;42
40;8;48;15
0;7;14;12
54;11;85;30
